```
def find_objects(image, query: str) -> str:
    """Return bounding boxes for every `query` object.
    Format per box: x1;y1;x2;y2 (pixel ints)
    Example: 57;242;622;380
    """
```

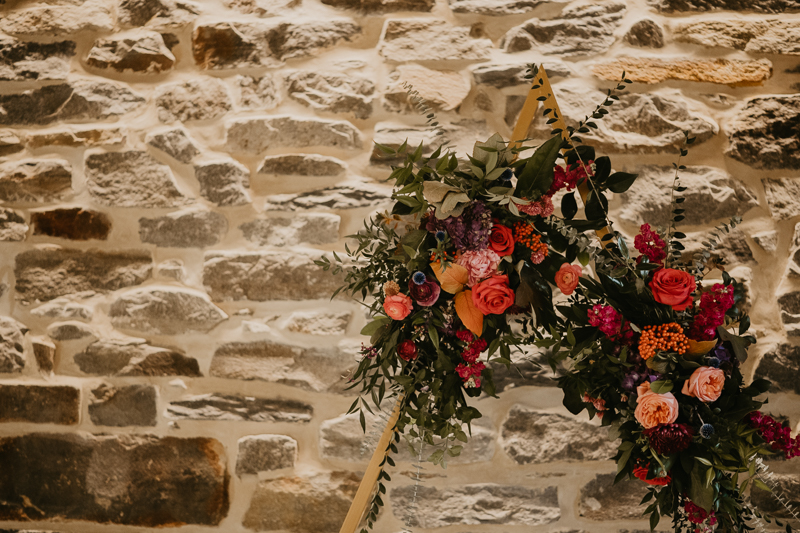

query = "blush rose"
681;366;725;402
383;293;413;320
635;382;680;429
555;263;582;295
649;268;696;311
471;274;515;315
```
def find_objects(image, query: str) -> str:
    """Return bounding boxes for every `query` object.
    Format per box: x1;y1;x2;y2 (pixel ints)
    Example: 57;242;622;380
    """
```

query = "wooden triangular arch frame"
339;64;610;533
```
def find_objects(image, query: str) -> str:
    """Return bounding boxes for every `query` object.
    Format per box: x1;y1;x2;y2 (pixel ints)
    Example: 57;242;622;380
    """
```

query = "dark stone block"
89;384;157;427
166;393;313;423
75;340;202;377
653;0;800;12
0;385;79;424
755;344;800;394
31;208;111;241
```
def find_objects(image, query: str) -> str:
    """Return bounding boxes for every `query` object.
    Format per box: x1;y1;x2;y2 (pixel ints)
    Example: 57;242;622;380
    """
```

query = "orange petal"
455;290;484;337
432;261;468;294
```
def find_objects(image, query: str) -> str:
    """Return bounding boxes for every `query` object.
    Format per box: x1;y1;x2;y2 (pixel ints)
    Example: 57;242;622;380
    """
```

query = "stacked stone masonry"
0;0;799;531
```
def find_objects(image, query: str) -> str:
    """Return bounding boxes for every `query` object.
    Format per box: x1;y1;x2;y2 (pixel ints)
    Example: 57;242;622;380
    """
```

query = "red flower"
634;224;667;265
489;223;515;257
472;275;515;315
633;465;671;486
397;340;418;361
649;268;696;311
643;423;695;455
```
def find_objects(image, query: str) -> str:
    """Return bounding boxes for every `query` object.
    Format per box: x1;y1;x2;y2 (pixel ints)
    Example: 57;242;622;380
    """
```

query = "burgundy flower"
409;280;441;307
397;340;418;361
643;423;695;455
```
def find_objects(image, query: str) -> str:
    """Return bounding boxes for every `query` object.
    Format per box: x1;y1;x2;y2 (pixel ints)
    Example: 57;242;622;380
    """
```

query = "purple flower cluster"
426;201;492;251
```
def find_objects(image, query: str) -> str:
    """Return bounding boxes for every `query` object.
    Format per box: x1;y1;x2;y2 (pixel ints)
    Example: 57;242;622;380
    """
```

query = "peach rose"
471;274;515;315
555;263;582;295
457;249;501;287
681;366;725;403
383;293;413;320
635;386;679;429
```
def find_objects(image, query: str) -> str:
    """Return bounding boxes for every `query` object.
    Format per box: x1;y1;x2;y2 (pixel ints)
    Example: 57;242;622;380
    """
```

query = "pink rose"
471;275;515;315
383;293;413;320
457;249;501;287
555;263;582;295
635;382;680;429
681;366;725;403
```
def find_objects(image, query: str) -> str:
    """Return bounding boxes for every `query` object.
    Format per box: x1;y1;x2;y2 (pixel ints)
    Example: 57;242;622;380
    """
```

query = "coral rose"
383;293;413;320
649;268;696;311
681;366;725;402
635;382;679;429
471;275;515;315
397;339;418;361
489;223;515;257
457;249;501;287
555;263;582;295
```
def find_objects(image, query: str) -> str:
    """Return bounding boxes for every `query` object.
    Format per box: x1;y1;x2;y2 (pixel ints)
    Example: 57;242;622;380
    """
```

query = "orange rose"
681;366;725;402
383;293;413;320
649;268;696;311
471;274;515;315
635;386;679;429
555;263;582;295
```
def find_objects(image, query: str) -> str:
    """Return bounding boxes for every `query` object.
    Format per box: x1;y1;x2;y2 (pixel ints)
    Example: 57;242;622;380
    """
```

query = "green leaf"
561;192;578;220
650;380;673;394
585;190;608;221
515;134;562;198
689;462;715;512
361;318;390;336
428;324;440;350
606;172;638;193
649;510;660;531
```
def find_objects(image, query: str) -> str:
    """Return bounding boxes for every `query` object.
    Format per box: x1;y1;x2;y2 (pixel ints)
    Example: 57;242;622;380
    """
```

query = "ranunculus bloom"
649;268;696;311
635;382;680;429
681;366;725;402
383;293;413;320
409;280;440;307
471;275;515;315
488;223;515;257
555;263;582;295
457;249;501;287
397;339;418;361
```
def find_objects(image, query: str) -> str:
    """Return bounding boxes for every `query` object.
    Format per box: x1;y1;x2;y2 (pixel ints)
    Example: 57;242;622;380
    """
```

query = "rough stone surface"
592;58;773;87
75;339;202;377
286;71;375;119
224;0;299;16
753;230;779;253
240;214;340;246
674;20;800;55
89;384;157;427
236;435;297;475
30;298;93;321
110;287;228;335
192;20;360;70
624;19;665;47
391;484;561;527
322;0;434;12
46;321;97;341
194;160;252;206
379;19;493;62
166;393;312;422
0;316;27;374
263;181;391;210
756;344;800;394
243;472;359;532
118;0;201;29
370;119;492;165
726;96;800;170
472;61;571;89
0;81;145;126
257;154;346;177
156;259;185;281
31;337;56;374
619;166;757;227
502;2;626;56
0;38;75;81
139;208;227;248
209;340;351;392
226;116;362;153
145;128;201;164
0;208;28;241
751;473;800;519
449;0;564;15
320;411;495;463
156;78;232;123
31;209;111;241
500;407;616;464
86;31;175;74
0;131;23;157
763;178;800;220
491;348;564;391
578;473;649;521
0;1;114;37
236;75;281;110
679;229;755;267
26;128;126;149
204;251;345;301
0;385;79;424
284;310;351;335
0;159;72;203
384;64;469;112
0;433;228;525
653;0;800;13
85;151;190;208
15;249;152;302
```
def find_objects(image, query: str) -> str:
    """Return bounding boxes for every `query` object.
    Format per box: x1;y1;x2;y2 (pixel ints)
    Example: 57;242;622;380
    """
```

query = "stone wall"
0;0;799;531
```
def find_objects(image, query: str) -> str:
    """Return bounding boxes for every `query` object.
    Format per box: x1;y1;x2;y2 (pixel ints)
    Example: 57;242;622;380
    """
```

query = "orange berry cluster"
638;322;690;360
513;222;548;253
